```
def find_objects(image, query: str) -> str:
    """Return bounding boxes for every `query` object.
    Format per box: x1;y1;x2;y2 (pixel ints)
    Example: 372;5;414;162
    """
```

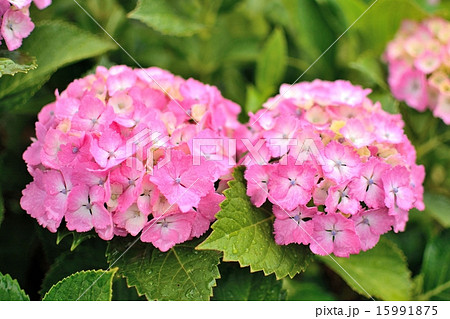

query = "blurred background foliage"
0;0;449;300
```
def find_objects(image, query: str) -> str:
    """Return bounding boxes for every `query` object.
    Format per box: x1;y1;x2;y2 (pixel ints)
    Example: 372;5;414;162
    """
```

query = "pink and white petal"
66;206;93;232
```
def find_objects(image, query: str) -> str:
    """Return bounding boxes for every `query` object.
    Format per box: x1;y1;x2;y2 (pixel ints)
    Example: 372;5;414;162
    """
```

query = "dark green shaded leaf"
280;0;335;78
40;241;108;297
0;188;4;228
112;277;146;301
106;237;221;300
0;20;115;110
0;272;30;301
282;278;335;301
419;230;450;300
423;193;450;228
213;262;284;300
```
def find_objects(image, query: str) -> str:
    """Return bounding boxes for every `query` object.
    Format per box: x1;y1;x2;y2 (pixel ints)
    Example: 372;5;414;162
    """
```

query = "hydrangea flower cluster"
21;65;243;252
0;0;51;51
384;18;450;124
243;80;425;257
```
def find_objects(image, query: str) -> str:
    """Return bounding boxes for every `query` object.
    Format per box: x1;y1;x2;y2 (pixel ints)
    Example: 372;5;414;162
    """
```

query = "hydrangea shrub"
242;80;425;257
20;65;244;252
384;18;450;124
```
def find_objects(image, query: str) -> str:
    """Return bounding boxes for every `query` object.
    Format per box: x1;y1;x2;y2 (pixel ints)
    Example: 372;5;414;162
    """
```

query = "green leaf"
0;188;4;228
328;0;366;24
349;53;387;90
0;20;115;110
280;0;335;78
40;242;108;297
106;237;221;301
0;272;30;301
255;28;287;95
245;85;266;114
43;269;117;301
198;166;312;279
112;277;146;301
282;278;335;301
423;193;450;228
353;0;428;55
318;238;412;300
212;262;285;301
419;230;450;300
370;92;399;114
129;0;205;36
0;50;37;77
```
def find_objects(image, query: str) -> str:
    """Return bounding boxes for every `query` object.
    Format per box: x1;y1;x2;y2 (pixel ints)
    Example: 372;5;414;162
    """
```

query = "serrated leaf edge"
0;272;30;301
42;268;118;301
197;166;312;279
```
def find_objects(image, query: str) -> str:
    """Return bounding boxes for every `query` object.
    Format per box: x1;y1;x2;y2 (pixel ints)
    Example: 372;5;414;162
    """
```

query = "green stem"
417;130;450;158
417;280;450;301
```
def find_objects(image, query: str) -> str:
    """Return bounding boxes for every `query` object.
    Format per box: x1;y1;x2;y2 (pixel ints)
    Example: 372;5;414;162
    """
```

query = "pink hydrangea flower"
352;208;394;251
20;169;61;232
6;1;31;10
310;213;361;257
21;65;245;251
382;166;415;211
1;8;34;51
244;79;425;257
0;1;50;50
325;183;360;215
384;18;450;124
268;159;316;211
66;185;113;239
350;158;389;209
33;0;51;9
322;141;361;184
140;212;194;252
273;205;316;245
150;150;213;213
244;164;274;207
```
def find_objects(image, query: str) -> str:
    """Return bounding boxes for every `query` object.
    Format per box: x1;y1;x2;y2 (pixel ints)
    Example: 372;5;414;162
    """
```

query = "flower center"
159;220;169;228
362;217;370;225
